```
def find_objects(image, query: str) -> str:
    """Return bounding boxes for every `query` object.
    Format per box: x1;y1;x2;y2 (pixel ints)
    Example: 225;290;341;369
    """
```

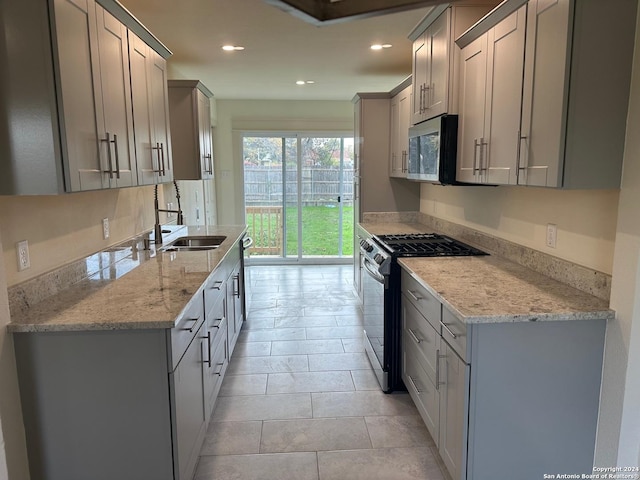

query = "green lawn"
247;205;354;257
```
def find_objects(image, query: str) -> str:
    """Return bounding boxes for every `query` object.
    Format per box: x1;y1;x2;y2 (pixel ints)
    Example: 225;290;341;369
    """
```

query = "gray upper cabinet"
409;2;496;126
457;5;526;185
519;0;636;188
0;0;172;195
168;81;215;180
456;0;637;188
130;32;174;185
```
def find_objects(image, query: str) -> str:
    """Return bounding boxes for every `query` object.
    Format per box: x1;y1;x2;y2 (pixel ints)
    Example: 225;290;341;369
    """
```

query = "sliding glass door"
243;133;354;262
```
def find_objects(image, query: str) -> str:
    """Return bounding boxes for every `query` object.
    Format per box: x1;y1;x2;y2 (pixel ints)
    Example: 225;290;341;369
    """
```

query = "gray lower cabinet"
400;268;606;479
13;240;246;480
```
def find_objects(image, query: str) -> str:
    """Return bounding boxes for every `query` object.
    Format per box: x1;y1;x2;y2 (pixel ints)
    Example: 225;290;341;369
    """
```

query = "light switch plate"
17;240;30;271
102;218;110;240
546;223;557;248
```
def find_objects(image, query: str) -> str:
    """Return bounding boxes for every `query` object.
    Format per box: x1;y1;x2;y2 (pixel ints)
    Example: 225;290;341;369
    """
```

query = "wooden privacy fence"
246;206;283;255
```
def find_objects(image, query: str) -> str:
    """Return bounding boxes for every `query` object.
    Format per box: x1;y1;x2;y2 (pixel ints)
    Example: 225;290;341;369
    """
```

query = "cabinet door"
519;0;571;187
173;323;206;480
95;5;136;188
53;0;107;191
411;34;428;125
129;33;159;185
457;34;487;184
483;6;526;186
389;97;401;177
398;89;410;175
198;90;214;179
426;10;449;118
403;338;440;448
439;342;469;480
150;52;174;182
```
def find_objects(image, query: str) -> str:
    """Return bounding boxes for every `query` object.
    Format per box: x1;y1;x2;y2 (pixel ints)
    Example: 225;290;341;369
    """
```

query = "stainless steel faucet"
154;181;185;245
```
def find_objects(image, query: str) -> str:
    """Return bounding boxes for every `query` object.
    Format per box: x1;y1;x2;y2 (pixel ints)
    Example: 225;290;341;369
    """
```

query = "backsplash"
362;211;612;301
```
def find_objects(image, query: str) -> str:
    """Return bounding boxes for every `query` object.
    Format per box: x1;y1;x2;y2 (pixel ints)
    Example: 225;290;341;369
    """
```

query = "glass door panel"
284;137;299;258
243;136;284;257
244;133;354;261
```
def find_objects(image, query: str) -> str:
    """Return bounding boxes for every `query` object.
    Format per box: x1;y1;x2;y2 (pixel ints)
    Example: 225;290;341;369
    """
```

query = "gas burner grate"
373;233;487;257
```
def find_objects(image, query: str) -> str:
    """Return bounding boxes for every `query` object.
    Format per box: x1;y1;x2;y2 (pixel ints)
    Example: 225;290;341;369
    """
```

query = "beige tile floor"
195;265;450;480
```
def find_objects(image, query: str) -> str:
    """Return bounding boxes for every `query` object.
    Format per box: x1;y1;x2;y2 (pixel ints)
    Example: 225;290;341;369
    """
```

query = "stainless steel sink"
160;235;227;252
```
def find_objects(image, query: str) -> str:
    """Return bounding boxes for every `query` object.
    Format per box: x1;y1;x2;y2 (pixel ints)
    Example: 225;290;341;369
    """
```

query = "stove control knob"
360;240;374;252
374;253;385;265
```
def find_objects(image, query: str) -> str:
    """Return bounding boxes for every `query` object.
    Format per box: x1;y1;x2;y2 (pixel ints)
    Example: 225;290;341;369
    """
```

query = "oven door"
361;255;389;391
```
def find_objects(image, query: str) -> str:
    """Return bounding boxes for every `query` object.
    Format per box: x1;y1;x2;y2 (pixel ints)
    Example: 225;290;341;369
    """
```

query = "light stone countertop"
359;221;613;324
7;225;247;333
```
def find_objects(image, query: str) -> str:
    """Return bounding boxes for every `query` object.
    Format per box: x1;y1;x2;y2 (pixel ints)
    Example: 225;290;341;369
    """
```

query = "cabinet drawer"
204;270;226;320
170;299;205;372
403;298;440;383
401;269;442;331
403;339;440;446
441;307;468;362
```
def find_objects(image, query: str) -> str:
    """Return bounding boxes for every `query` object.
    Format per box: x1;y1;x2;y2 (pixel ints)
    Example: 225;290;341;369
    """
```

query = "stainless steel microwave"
408;114;458;184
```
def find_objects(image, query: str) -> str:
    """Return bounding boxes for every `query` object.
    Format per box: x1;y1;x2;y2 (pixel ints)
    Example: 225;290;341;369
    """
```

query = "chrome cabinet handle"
212;317;224;328
201;331;212;367
473;139;480;174
152;143;163;174
423;84;430;112
214;362;225;375
233;274;240;298
408;328;421;345
407;290;421;302
440;320;458;339
402;151;407;172
101;132;115;179
516;131;529;181
436;349;446;390
479;137;488;173
112;134;120;179
204;154;213;174
407;374;422;394
181;318;199;332
210;280;223;291
160;143;167;177
418;85;424;114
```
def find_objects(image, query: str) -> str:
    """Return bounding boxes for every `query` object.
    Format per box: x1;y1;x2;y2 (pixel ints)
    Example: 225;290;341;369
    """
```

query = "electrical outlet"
546;223;557;248
102;218;110;240
16;240;30;271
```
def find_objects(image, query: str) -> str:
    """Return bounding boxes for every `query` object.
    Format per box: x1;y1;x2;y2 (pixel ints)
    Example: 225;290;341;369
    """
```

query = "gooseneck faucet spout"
154;180;185;245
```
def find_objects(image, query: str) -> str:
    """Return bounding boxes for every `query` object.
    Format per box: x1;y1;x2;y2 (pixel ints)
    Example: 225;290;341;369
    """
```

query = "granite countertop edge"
7;225;247;333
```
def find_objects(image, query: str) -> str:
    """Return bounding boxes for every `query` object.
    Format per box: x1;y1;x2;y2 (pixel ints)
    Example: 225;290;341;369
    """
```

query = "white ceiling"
119;0;433;100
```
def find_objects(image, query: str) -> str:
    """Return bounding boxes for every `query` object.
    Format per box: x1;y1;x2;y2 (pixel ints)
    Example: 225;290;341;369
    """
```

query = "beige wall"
598;4;640;465
0;184;179;287
213;99;354;225
0;232;29;480
420;184;619;274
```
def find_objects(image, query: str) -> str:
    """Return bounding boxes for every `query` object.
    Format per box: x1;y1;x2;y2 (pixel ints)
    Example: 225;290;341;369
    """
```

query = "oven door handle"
363;256;385;284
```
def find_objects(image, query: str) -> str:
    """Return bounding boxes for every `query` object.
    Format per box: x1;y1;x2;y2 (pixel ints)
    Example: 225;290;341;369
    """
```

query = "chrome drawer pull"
181;318;199;332
407;374;422;394
408;328;422;345
440;320;458;339
210;280;223;290
407;290;421;302
436;349;446;391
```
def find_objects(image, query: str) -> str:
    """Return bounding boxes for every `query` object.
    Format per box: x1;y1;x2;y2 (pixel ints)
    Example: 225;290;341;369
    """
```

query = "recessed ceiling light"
222;45;244;51
296;80;306;85
296;80;315;85
371;44;392;50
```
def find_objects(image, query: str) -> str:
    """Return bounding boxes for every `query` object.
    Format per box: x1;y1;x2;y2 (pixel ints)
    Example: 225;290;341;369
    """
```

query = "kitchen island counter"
7;225;247;332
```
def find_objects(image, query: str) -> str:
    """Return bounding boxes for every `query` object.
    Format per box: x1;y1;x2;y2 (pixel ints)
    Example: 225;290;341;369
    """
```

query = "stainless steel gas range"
359;232;487;392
